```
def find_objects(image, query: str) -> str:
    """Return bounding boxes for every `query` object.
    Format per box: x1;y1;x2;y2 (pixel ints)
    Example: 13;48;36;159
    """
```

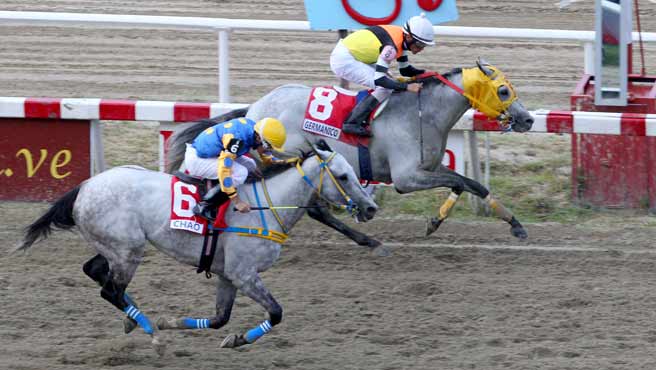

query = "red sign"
0;118;91;201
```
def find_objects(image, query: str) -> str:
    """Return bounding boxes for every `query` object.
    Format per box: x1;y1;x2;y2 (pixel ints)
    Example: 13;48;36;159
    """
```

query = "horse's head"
462;58;534;133
303;140;378;222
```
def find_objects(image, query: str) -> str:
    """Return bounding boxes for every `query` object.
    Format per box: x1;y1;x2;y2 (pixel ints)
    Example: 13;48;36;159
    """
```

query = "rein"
211;154;358;245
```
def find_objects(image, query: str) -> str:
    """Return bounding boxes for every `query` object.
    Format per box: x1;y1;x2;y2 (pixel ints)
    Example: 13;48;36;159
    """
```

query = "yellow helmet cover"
462;65;517;119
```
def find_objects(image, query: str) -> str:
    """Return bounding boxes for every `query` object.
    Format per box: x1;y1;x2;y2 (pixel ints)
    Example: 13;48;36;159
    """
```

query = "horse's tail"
165;107;250;173
16;185;80;252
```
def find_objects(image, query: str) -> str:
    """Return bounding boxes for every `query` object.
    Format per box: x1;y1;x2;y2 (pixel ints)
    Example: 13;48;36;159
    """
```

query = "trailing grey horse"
167;59;535;249
18;146;377;355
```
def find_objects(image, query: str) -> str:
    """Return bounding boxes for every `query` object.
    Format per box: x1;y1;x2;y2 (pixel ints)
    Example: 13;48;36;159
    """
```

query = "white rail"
1;10;656;103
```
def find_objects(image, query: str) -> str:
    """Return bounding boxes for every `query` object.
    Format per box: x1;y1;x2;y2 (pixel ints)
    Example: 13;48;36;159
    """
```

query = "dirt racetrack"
2;1;656;370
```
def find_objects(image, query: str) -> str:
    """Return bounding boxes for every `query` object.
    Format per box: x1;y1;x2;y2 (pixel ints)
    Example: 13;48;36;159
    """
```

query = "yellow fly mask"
462;60;518;123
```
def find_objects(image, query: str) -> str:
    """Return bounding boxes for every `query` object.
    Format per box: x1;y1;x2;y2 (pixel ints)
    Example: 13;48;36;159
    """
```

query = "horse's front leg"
307;203;390;256
157;275;236;331
393;166;527;239
219;275;281;349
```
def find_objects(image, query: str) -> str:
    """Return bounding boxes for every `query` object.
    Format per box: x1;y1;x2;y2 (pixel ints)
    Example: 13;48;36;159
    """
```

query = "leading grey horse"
167;59;534;249
18;146;377;355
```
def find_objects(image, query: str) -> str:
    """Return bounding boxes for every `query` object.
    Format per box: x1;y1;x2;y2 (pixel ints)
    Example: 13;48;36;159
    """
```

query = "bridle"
414;71;516;129
294;153;358;216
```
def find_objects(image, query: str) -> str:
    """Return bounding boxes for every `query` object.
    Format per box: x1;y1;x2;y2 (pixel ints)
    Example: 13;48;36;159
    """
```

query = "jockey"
184;117;287;220
330;13;434;136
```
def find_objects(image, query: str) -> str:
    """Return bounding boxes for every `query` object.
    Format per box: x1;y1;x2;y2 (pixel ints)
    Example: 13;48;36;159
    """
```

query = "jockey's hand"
407;82;423;93
234;198;251;213
270;157;300;165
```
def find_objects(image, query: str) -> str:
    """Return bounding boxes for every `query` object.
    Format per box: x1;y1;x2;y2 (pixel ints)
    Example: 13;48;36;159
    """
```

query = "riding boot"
193;186;230;222
342;95;379;137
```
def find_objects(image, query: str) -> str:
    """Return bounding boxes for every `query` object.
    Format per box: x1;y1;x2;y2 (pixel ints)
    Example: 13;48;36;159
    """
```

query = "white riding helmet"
403;13;435;47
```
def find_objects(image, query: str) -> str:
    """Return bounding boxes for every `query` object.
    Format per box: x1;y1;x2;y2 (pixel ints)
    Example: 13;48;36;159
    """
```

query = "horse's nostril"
366;206;377;217
527;118;534;125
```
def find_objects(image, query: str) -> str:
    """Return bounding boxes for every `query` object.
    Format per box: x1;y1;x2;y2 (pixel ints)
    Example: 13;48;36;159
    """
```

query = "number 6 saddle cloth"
302;86;388;147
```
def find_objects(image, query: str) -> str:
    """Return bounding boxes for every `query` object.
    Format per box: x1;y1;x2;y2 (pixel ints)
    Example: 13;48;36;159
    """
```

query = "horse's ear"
476;58;494;78
315;139;333;152
297;148;309;159
303;137;321;158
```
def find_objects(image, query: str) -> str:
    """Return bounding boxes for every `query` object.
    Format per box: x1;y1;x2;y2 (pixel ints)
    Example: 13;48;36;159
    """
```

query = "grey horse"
167;59;534;249
18;146;377;355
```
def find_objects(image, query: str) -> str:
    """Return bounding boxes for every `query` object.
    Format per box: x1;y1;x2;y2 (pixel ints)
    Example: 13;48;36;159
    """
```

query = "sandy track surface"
2;1;656;369
3;201;656;370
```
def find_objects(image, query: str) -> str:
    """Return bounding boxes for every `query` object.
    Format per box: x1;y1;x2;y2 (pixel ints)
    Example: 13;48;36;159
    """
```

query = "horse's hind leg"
82;254;138;333
220;274;282;349
157;275;237;331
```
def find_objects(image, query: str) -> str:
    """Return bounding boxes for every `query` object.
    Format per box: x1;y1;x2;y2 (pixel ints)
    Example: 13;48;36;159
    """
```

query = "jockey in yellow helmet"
330;13;435;136
184;117;286;220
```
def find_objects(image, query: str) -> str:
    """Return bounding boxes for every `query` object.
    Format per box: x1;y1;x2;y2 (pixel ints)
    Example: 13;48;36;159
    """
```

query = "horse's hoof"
124;317;137;334
426;217;443;236
511;225;528;240
372;245;391;257
152;335;167;357
367;238;382;249
156;317;176;330
220;334;247;349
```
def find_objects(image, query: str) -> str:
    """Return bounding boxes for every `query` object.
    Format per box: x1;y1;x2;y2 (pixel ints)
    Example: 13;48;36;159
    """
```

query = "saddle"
173;170;223;220
302;86;388;146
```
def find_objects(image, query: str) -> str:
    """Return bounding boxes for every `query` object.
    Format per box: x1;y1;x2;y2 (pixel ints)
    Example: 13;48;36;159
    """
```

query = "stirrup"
342;123;372;137
193;203;216;222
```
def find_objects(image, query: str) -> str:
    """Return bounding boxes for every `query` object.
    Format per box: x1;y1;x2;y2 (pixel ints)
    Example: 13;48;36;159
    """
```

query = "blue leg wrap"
182;318;211;329
244;320;272;343
123;293;138;308
124;305;153;335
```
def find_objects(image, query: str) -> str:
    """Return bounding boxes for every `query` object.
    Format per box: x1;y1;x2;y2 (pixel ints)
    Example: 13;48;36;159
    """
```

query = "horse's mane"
244;152;317;184
245;162;295;184
419;68;463;87
165;107;249;174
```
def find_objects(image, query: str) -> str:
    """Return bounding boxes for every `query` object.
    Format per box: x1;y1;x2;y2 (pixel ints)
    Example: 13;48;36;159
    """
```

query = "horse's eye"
338;174;348;182
498;85;511;101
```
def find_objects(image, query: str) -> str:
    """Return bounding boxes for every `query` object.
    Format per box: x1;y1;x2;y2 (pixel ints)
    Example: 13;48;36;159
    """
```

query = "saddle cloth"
303;86;386;147
170;176;208;235
170;175;240;236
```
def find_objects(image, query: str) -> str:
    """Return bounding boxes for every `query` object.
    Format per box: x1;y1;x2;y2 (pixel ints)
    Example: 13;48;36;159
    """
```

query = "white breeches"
183;144;254;185
330;41;393;101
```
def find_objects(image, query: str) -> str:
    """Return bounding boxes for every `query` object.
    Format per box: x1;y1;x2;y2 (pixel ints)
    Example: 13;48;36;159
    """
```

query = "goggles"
410;38;428;49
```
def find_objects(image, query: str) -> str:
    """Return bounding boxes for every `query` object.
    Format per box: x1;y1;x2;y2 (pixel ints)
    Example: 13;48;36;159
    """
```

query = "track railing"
2;10;655;103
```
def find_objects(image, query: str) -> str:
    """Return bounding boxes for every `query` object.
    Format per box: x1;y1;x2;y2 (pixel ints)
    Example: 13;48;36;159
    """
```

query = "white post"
484;132;490;190
218;29;230;103
583;41;594;75
89;119;105;174
466;131;487;215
